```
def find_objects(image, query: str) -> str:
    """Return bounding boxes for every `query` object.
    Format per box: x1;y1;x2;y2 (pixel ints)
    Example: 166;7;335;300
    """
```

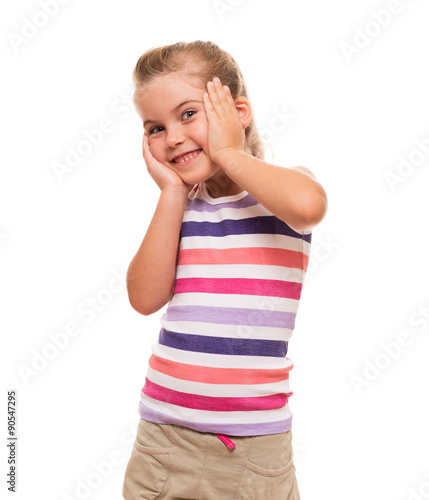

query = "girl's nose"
166;126;185;147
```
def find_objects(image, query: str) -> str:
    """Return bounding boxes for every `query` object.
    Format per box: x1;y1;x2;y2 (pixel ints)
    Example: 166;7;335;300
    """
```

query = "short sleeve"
287;224;313;236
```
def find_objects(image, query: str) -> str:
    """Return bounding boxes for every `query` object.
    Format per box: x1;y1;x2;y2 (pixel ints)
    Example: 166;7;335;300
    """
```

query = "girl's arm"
127;133;192;316
203;78;327;231
214;153;326;231
126;185;188;316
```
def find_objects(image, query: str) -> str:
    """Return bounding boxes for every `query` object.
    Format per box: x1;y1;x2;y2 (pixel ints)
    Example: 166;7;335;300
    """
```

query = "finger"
213;78;234;114
217;83;237;117
213;77;227;99
142;133;152;155
142;133;149;155
222;84;235;106
203;91;215;116
207;79;223;117
142;133;156;165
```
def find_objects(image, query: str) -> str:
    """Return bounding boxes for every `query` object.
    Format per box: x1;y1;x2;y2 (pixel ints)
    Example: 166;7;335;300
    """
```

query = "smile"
172;149;202;165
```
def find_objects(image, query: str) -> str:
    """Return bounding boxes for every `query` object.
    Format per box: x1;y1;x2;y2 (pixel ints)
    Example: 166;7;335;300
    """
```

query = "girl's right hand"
142;133;193;193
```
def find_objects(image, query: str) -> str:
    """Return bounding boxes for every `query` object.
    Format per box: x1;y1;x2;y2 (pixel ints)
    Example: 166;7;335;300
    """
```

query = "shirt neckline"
198;182;249;205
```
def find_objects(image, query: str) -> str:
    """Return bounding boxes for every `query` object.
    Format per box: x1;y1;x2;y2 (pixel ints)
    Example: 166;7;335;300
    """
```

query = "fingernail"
214;77;220;83
208;81;214;87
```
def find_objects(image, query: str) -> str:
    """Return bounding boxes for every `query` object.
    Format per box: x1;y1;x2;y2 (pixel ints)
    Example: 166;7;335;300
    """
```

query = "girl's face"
135;72;224;187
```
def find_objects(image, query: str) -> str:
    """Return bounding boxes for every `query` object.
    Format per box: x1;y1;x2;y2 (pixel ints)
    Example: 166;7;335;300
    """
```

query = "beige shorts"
123;418;300;500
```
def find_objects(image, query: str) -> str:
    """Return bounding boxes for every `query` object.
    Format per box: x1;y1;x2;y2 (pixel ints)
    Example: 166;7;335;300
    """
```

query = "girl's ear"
234;96;252;130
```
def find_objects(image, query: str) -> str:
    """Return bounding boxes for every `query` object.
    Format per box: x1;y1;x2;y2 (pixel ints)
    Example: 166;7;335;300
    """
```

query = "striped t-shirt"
139;181;312;436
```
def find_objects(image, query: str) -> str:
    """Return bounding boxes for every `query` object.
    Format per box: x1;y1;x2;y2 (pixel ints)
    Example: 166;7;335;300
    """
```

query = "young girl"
123;40;327;500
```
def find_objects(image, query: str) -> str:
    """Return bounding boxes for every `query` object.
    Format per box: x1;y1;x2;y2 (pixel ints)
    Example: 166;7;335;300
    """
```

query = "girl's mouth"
172;149;202;166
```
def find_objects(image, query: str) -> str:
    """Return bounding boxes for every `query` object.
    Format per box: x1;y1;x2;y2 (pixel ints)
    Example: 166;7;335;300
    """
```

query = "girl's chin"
173;165;220;186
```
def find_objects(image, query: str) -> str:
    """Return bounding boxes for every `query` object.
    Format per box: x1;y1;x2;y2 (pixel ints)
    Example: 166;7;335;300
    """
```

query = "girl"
123;40;327;500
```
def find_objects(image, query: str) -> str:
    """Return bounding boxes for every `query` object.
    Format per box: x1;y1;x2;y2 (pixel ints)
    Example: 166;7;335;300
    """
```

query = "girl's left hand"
203;77;244;165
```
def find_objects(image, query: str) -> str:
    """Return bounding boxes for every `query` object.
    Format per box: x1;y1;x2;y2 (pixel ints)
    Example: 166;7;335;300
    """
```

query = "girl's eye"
147;110;196;134
148;126;163;135
182;110;196;120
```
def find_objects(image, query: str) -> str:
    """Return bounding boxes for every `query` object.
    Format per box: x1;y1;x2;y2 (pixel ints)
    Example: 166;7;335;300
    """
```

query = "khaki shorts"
123;418;300;500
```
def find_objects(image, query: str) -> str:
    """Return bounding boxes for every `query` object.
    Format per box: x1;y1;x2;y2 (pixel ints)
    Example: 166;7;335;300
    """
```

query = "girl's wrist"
214;149;246;176
160;183;190;202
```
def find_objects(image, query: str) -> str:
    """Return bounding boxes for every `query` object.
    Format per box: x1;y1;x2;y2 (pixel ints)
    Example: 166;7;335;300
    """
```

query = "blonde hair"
132;40;264;160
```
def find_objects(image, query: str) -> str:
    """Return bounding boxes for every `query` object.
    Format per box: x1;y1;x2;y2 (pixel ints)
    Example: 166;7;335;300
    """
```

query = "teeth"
175;150;199;163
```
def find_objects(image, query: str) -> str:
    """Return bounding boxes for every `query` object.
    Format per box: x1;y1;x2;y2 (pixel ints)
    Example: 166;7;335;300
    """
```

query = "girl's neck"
205;147;252;198
208;184;244;198
204;175;243;198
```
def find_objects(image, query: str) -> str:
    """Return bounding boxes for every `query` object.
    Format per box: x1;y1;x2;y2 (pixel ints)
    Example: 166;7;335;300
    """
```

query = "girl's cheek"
148;140;162;160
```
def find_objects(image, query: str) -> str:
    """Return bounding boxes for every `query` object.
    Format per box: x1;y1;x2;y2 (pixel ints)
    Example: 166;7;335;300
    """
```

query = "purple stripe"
159;328;288;357
181;215;311;242
165;305;296;329
186;194;258;213
139;402;292;436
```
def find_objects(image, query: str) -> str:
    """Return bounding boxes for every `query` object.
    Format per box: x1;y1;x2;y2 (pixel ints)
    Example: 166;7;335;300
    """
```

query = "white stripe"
151;344;292;369
170;291;300;312
176;263;304;282
183;203;273;223
146;367;291;397
179;233;310;255
140;393;292;424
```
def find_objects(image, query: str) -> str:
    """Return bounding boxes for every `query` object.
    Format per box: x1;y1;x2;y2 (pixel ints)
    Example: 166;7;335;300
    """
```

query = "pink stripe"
143;378;291;412
178;247;307;269
174;278;302;299
149;355;292;385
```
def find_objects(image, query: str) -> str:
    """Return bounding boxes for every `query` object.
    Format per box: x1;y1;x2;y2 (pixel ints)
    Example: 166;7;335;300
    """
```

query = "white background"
2;1;429;499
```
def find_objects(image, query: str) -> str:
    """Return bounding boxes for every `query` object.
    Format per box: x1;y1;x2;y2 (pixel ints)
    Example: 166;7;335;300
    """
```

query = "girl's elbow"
128;296;154;316
298;190;328;230
127;291;159;316
127;287;174;316
309;192;328;226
